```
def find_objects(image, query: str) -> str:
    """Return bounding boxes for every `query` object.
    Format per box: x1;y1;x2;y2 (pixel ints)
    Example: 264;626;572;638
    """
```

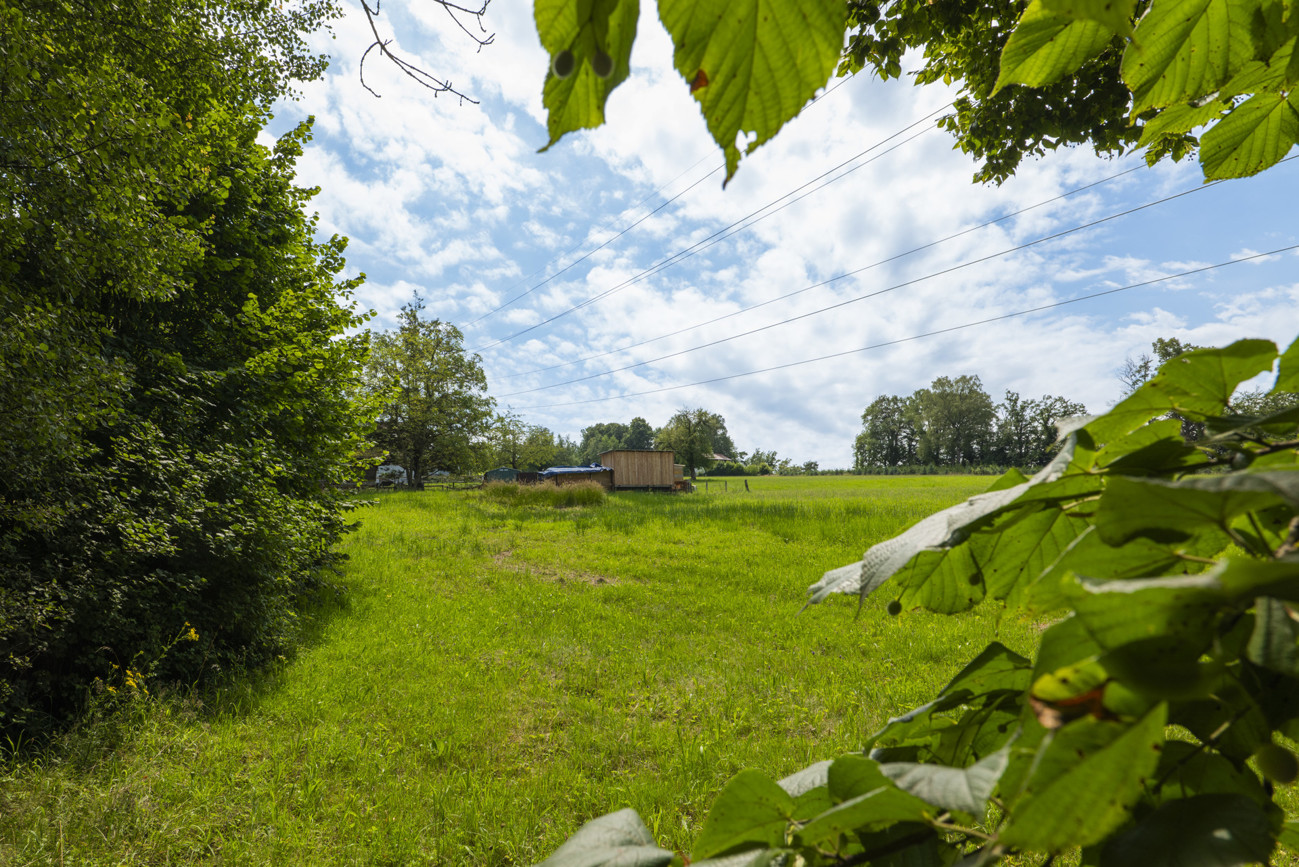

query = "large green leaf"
1095;471;1299;545
871;644;1031;764
537;0;640;151
879;749;1010;815
1137;99;1231;148
1067;572;1229;650
1086;340;1277;445
1042;0;1137;36
809;438;1086;609
978;504;1090;603
1199;91;1299;179
794;757;931;846
1155;741;1272;807
1121;0;1260;113
996;1;1116;91
656;0;846;185
1247;596;1299;674
1099;794;1275;867
1278;335;1299;392
537;809;676;867
692;770;794;861
999;706;1167;851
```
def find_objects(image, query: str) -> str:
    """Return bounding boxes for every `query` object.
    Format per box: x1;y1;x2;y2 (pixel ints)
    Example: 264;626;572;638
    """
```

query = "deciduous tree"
363;299;494;484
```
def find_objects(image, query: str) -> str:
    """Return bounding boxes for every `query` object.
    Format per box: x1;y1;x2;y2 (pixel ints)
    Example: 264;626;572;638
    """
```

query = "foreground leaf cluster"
539;338;1299;866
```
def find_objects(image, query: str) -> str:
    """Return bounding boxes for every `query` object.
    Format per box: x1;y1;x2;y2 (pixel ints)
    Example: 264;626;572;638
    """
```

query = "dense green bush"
0;0;372;735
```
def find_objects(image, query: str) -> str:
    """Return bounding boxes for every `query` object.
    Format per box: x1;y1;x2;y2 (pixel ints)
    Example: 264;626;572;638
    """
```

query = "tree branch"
358;0;494;104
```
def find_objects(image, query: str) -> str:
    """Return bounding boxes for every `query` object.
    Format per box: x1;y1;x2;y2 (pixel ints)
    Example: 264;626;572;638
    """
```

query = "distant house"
598;449;679;491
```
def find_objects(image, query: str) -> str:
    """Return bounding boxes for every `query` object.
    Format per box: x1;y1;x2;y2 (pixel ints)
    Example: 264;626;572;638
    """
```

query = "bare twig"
357;0;494;103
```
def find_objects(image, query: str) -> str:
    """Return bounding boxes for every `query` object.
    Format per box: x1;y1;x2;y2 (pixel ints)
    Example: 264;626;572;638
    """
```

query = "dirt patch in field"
490;551;617;586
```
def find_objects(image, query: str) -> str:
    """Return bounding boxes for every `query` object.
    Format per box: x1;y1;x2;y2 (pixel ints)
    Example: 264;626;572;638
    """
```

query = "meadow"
0;476;1046;865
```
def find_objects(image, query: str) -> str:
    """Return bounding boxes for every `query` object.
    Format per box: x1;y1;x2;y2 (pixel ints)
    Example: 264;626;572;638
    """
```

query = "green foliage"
854;378;1086;471
536;0;847;184
999;0;1299;179
0;0;372;736
653;407;730;480
362;299;495;483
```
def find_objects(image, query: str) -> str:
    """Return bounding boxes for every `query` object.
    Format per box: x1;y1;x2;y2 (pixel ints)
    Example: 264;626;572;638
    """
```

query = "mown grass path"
2;477;1042;865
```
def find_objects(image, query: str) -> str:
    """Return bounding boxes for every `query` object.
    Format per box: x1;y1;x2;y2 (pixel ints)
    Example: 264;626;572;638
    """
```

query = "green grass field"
0;476;1045;865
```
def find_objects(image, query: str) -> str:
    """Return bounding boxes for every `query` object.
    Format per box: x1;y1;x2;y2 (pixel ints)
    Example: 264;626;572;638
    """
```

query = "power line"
470;100;953;352
510;244;1299;410
466;72;862;328
497;171;1223;398
495;162;1147;382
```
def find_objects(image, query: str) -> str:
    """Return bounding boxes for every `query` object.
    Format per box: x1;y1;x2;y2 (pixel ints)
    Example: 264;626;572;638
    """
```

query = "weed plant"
2;476;1050;865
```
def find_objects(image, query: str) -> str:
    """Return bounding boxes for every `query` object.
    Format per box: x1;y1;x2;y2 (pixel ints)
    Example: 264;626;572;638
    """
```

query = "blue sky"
266;3;1299;468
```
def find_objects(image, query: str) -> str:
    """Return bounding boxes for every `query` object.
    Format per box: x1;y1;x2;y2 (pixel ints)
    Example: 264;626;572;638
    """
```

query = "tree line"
854;375;1087;471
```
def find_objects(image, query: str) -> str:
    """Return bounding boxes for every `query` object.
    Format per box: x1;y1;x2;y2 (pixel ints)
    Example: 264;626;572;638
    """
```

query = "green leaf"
1137;100;1230;148
809;437;1086;609
1086;339;1277;445
1199;91;1299;180
1067;572;1229;650
656;0;847;185
978;504;1090;604
999;705;1168;852
1155;741;1272;807
1094;471;1299;546
1247;596;1299;674
879;749;1010;815
1099;794;1275;867
537;0;640;151
777;760;831;797
870;643;1031;760
537;808;676;867
692;770;794;861
1121;0;1260;113
1042;0;1137;36
1280;819;1299;853
1277;334;1299;392
797;763;931;845
996;1;1116;91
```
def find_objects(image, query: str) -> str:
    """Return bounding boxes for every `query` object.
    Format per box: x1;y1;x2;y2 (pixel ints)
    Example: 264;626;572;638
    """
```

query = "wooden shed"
598;449;677;490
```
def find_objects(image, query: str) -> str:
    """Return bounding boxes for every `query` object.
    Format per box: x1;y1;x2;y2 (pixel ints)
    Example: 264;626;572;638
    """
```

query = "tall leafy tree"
578;421;630;463
911;375;997;466
625;416;655;450
655;408;727;480
364;300;494;484
854;394;918;469
995;391;1088;467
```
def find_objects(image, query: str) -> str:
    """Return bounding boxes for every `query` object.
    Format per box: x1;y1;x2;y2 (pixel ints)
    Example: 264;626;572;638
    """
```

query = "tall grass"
2;476;1044;865
481;479;608;508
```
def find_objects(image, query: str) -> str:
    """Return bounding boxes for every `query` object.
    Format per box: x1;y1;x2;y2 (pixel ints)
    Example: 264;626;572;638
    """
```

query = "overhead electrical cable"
467;72;861;328
471;101;954;352
497;171;1232;398
510;244;1299;410
496;162;1147;381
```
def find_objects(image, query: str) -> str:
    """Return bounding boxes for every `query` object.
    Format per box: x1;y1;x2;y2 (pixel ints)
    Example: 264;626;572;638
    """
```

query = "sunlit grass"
1;476;1045;865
